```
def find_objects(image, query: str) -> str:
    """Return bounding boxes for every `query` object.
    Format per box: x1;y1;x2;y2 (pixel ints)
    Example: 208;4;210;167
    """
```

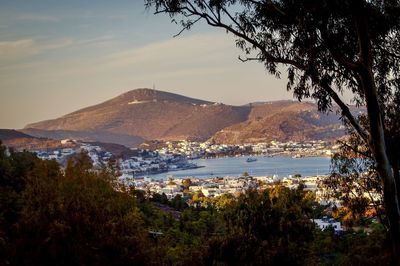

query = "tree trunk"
390;155;400;207
360;67;400;265
354;6;400;262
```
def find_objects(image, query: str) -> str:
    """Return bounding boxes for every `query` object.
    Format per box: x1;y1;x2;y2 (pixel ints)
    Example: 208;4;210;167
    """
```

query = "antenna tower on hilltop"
153;83;157;102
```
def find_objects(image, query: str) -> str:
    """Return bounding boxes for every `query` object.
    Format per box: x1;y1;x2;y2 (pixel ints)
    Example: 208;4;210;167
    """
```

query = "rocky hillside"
0;129;136;158
25;89;251;145
0;129;74;151
0;129;35;141
21;128;144;148
24;89;349;146
210;101;344;144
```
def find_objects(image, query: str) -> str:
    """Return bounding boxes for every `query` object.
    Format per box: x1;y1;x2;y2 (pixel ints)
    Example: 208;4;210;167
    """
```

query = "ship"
246;157;257;163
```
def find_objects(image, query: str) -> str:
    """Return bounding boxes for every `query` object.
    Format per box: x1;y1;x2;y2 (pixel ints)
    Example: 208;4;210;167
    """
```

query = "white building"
312;217;343;233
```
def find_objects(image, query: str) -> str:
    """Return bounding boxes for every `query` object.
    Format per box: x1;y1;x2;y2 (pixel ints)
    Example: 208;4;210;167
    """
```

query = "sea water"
146;156;331;180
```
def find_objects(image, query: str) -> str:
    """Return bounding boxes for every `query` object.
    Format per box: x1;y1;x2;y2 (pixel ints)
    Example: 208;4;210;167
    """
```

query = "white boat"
246;157;257;163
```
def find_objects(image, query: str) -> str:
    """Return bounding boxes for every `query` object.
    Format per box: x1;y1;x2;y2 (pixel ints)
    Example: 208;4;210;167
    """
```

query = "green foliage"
65;149;93;178
0;149;151;265
170;194;188;211
151;192;169;204
182;178;192;189
205;186;316;265
0;145;392;265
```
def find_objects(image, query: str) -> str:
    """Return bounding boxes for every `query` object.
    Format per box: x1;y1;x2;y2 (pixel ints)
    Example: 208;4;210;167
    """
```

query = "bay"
146;156;331;180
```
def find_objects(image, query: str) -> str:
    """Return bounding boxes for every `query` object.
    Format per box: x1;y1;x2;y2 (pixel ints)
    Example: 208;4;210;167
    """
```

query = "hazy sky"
0;0;296;129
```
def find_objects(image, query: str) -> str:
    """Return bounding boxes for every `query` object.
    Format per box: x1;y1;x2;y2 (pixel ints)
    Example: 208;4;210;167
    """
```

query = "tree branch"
337;139;372;159
312;76;369;143
238;55;262;62
172;17;202;37
318;26;361;71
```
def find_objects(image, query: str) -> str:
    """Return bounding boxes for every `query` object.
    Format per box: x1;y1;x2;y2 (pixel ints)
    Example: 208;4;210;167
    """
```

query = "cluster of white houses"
36;142;112;167
32;138;340;179
121;174;338;205
121;174;344;233
156;140;339;159
118;152;199;176
34;140;200;175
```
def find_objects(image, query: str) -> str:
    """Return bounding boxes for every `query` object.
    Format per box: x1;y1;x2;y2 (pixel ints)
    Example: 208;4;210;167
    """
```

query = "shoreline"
130;155;331;180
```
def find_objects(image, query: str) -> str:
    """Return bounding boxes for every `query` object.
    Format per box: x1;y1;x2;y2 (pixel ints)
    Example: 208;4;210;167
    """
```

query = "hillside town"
11;136;345;212
153;139;339;159
121;173;338;205
30;138;339;178
33;139;199;175
35;140;113;168
121;173;344;234
29;138;342;204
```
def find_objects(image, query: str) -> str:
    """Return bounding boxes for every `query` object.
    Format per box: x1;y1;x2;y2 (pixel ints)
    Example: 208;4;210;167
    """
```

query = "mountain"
21;128;144;148
0;129;71;151
210;101;345;144
24;89;348;146
0;129;35;141
0;129;137;158
25;89;251;145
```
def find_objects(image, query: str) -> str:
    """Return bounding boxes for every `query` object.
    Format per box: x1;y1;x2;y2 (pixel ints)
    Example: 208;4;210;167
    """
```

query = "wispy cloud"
39;35;116;52
0;34;115;61
0;32;236;81
0;37;74;63
79;11;128;21
0;31;240;87
41;38;74;50
17;14;60;22
77;35;115;46
0;39;36;57
103;33;234;69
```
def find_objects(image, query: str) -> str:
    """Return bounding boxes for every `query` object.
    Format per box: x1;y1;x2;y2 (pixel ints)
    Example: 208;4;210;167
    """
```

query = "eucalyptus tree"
145;0;400;261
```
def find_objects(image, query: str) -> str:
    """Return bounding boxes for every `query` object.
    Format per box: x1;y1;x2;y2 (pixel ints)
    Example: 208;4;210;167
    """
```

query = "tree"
205;186;317;265
65;150;93;178
145;0;400;262
323;105;400;228
182;178;192;189
242;171;250;177
170;194;188;210
191;190;205;206
0;144;153;265
322;123;386;227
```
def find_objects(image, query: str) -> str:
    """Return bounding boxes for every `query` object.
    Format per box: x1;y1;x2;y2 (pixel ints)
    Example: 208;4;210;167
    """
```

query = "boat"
246;157;257;163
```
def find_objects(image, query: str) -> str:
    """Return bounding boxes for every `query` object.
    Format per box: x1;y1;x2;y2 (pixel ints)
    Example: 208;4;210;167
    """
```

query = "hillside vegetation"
0;146;389;265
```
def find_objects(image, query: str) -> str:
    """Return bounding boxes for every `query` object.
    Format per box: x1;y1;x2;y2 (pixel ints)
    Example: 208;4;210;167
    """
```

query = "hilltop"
23;88;348;146
0;129;36;141
24;88;251;145
0;129;73;151
210;101;345;144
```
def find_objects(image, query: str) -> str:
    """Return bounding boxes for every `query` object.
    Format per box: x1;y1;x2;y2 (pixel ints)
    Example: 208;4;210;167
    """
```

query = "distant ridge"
0;128;69;151
0;129;35;141
24;88;349;146
21;128;144;148
210;101;345;144
0;128;137;158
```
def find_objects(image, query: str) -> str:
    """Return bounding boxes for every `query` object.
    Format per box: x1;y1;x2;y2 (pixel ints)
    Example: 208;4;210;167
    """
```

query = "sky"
0;0;296;129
